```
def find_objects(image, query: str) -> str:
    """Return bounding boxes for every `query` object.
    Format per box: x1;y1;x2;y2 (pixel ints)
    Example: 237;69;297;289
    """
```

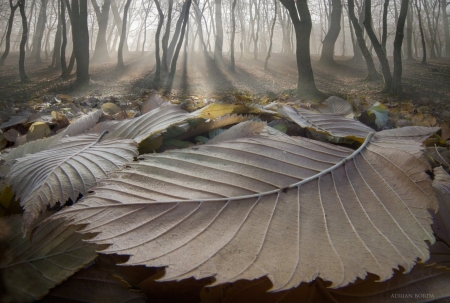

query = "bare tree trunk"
66;0;90;85
363;0;392;92
264;0;276;70
0;0;20;66
168;0;190;65
442;0;450;57
230;0;237;71
253;0;261;60
30;0;49;63
348;0;380;80
406;0;414;59
214;0;223;60
422;0;437;58
381;0;389;53
154;0;164;86
19;0;30;82
26;0;36;52
111;0;128;53
161;0;173;74
50;0;62;69
91;0;111;62
320;0;342;64
280;0;322;98
166;0;191;92
117;0;131;69
392;0;409;94
415;0;427;63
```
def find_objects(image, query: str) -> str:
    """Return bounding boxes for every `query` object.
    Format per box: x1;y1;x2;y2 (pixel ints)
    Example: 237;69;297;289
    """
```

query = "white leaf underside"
53;129;437;291
7;134;138;232
104;105;188;143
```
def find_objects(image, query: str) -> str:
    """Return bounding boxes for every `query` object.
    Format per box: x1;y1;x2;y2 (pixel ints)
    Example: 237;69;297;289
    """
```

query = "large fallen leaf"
191;104;263;120
280;106;374;143
0;215;101;302
7;134;138;232
42;264;146;303
61;109;103;137
104;105;188;143
432;166;450;246
52;125;438;290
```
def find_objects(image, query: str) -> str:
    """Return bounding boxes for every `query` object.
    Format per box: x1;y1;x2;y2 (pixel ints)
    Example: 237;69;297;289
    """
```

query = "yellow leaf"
101;102;121;115
411;112;424;124
138;135;163;154
56;94;74;103
27;122;51;142
193;104;261;120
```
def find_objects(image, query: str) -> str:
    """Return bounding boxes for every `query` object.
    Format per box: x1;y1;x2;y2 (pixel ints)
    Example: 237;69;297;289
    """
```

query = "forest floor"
1;51;449;125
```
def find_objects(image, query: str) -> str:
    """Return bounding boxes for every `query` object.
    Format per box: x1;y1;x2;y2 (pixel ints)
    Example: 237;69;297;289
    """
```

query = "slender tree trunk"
392;0;409;94
348;0;380;80
230;0;237;71
111;0;128;53
19;0;30;82
0;0;20;66
264;0;277;70
320;0;342;64
415;0;427;63
161;0;173;74
214;0;223;60
154;0;164;86
61;0;69;77
67;0;90;85
381;0;389;53
280;0;322;98
363;0;392;92
30;0;49;63
253;0;261;60
422;0;437;58
167;0;190;65
442;0;450;57
91;0;111;63
117;0;131;69
406;0;414;59
26;0;36;52
50;0;62;69
166;0;191;92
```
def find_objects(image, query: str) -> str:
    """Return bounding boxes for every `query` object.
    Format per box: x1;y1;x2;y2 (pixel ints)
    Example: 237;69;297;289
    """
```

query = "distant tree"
18;0;30;82
117;0;131;69
91;0;111;63
161;0;173;74
279;0;322;98
415;0;427;63
214;0;223;61
153;0;164;86
230;0;237;71
320;0;342;65
30;0;49;63
264;0;277;70
66;0;90;85
347;0;380;80
0;0;19;66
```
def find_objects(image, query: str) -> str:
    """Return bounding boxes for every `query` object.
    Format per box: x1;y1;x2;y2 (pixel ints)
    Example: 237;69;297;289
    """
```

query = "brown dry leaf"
412;112;424;124
42;264;146;303
52;125;437;291
55;94;74;103
441;122;450;141
26;122;51;142
7;134;138;232
141;93;169;114
51;111;70;133
3;129;21;143
102;102;122;115
0;215;101;303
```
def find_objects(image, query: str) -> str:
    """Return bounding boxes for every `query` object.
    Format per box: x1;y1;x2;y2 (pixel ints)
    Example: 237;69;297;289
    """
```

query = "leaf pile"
1;95;449;302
